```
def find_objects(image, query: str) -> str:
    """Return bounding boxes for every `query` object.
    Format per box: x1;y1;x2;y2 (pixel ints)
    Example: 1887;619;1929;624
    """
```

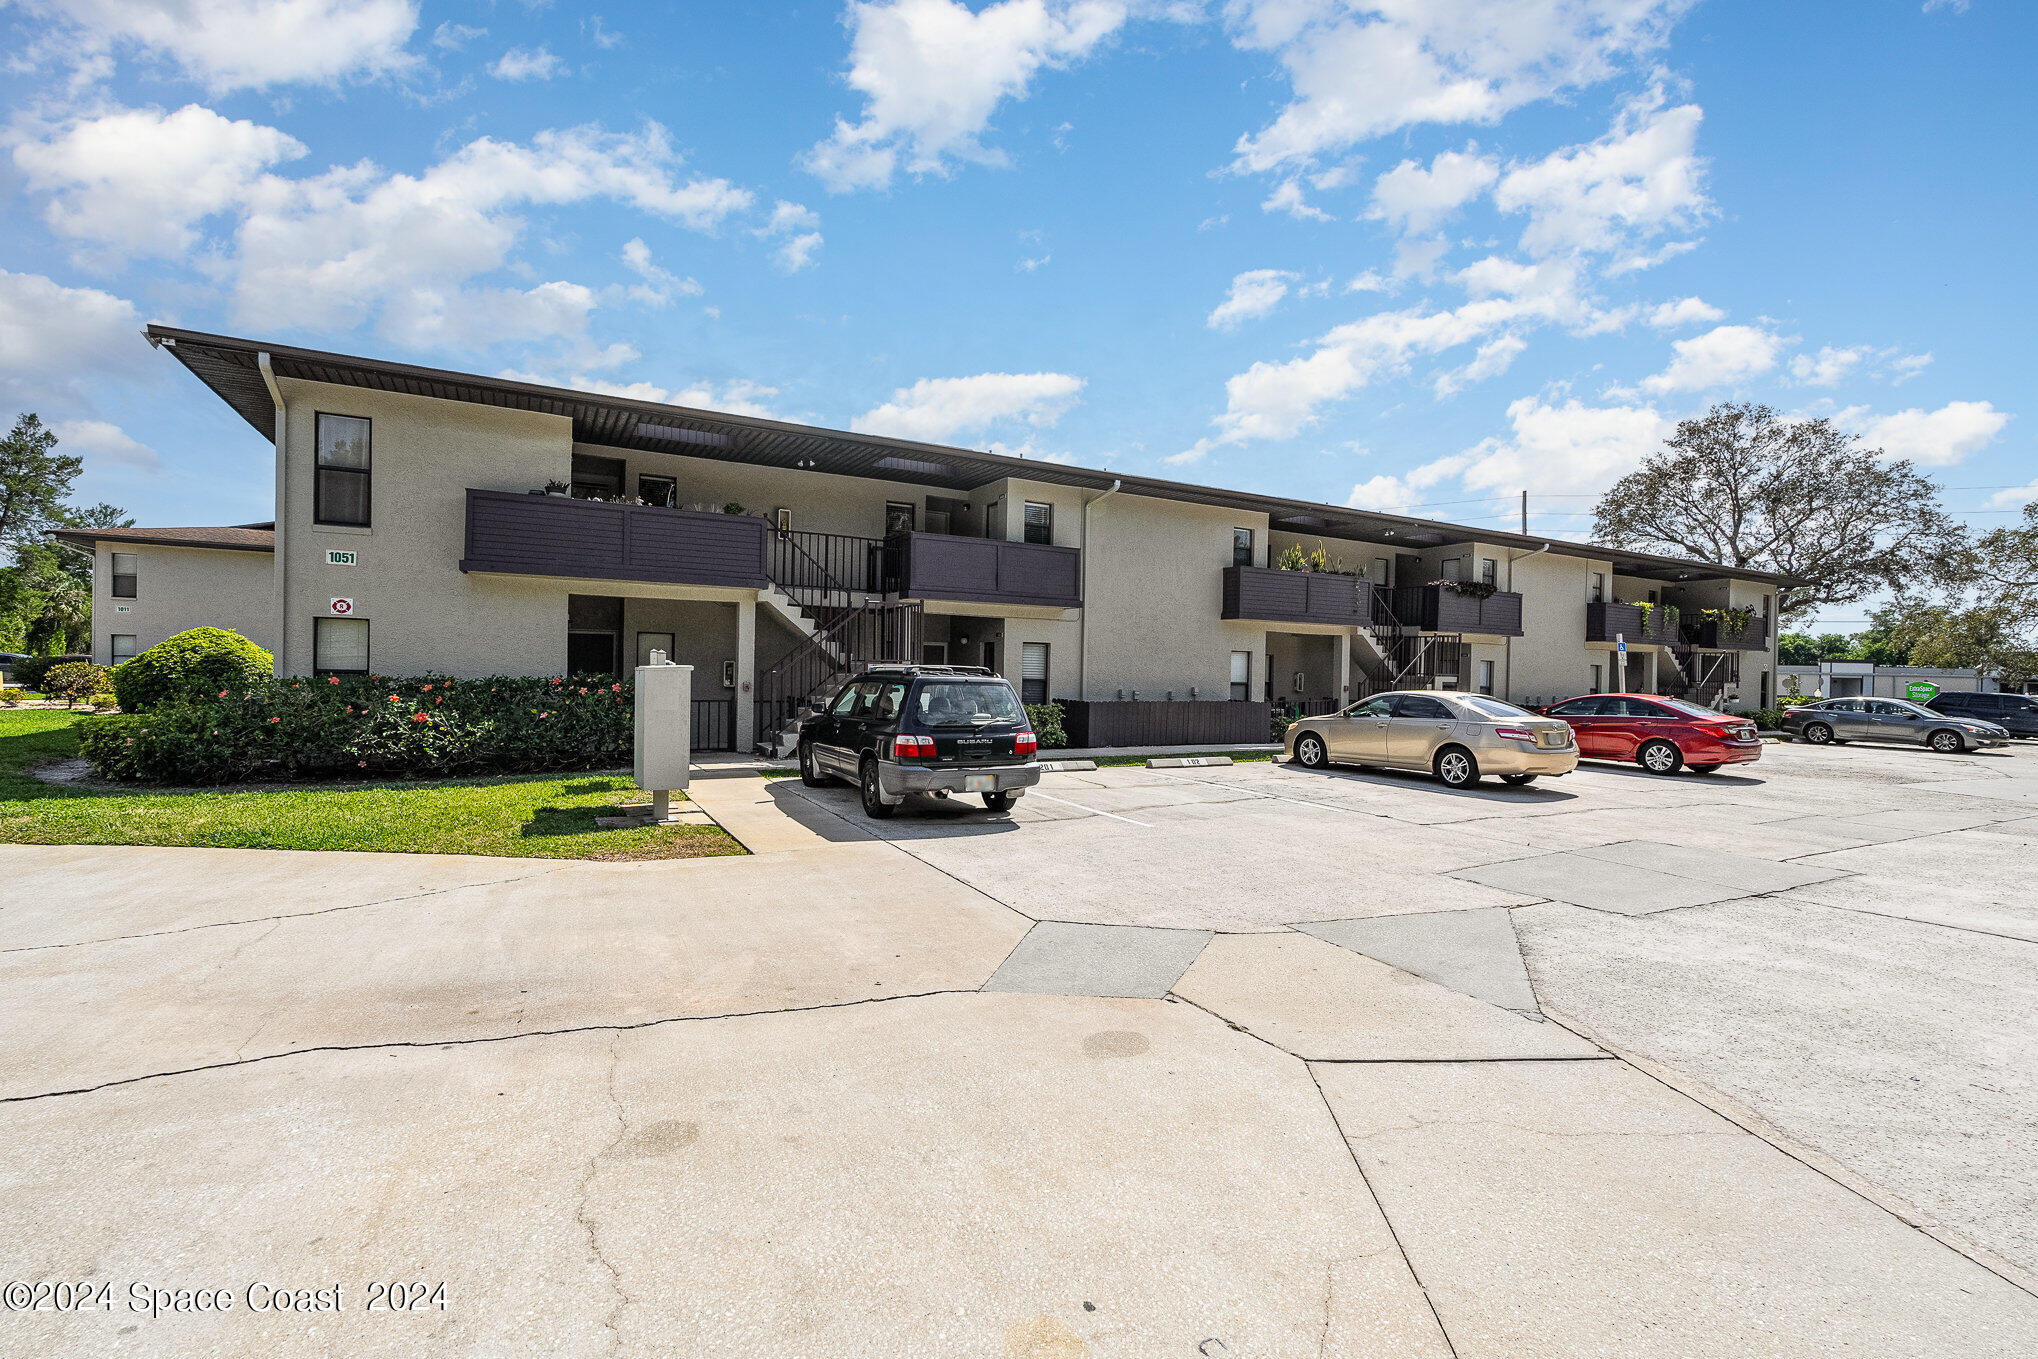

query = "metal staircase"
1658;647;1739;708
752;528;921;756
1353;587;1470;698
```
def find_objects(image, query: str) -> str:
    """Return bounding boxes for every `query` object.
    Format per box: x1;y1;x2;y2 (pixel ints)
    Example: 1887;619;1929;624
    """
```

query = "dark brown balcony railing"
1586;602;1679;646
1388;583;1525;637
1222;565;1373;626
460;489;766;588
886;532;1081;609
1682;613;1770;651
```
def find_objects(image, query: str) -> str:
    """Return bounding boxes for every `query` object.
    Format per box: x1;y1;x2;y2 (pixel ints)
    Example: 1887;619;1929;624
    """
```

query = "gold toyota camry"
1285;690;1578;788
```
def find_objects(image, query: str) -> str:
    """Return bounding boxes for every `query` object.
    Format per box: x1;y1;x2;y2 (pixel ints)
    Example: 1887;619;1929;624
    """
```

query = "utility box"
634;660;692;820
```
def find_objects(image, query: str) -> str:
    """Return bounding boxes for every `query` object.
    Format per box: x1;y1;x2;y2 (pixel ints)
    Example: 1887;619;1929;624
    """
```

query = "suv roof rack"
858;663;996;677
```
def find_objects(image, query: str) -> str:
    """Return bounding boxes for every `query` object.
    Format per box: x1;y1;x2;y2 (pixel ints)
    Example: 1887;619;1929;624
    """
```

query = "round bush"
111;628;273;713
43;661;109;706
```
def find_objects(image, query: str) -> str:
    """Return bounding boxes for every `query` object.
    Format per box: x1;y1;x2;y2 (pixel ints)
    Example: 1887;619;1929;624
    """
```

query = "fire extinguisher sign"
329;597;354;615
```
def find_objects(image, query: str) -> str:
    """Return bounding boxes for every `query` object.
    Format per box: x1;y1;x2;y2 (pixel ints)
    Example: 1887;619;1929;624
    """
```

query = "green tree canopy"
0;415;129;654
1592;403;1966;625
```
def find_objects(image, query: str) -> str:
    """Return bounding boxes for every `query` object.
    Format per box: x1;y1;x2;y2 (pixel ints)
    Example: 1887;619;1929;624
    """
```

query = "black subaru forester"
797;664;1042;819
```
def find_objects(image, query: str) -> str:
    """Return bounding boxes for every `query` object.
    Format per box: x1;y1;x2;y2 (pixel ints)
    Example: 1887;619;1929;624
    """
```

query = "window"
570;453;624;501
1232;528;1254;566
1590;663;1604;694
314;414;372;526
636;632;675;667
830;685;861;716
1351;695;1396;718
885;501;917;536
314;617;369;674
1372;557;1390;585
1023;501;1054;546
638;476;677;509
1589;572;1606;603
1549;696;1608;717
1441;557;1464;581
1230;651;1251;701
1479;558;1497;586
1020;642;1049;704
1477;659;1495;695
914;680;1024;726
110;552;138;599
110;634;137;664
1455;695;1535;719
1393;695;1454;719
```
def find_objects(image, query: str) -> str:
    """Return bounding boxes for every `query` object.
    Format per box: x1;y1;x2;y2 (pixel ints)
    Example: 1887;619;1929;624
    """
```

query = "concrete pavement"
4;739;2036;1354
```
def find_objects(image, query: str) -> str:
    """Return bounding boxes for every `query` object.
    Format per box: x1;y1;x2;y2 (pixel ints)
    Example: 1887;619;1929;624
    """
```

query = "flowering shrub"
76;673;634;784
109;627;273;713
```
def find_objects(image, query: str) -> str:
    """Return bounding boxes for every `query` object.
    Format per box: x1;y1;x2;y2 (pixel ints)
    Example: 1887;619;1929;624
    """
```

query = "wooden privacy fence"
1059;700;1271;749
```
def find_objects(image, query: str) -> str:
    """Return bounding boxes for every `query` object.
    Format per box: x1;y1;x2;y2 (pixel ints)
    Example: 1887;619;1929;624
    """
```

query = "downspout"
1504;541;1550;701
258;352;289;677
1077;479;1121;700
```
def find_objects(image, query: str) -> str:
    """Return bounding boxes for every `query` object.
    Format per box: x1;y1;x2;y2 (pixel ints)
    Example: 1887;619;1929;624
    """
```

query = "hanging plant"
1433;578;1498;600
1703;605;1756;633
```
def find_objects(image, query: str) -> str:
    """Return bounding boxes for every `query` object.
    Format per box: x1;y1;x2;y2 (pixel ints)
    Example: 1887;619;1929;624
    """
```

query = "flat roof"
144;324;1789;585
49;523;275;554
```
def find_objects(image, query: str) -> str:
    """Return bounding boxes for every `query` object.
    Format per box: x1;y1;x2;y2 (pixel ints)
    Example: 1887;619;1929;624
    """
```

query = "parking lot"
3;737;2034;1355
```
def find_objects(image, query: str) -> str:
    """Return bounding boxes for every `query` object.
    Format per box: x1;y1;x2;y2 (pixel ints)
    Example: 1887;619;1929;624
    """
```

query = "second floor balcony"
460;488;767;588
886;531;1082;609
1683;612;1770;651
1221;565;1373;627
1586;602;1680;647
1386;582;1525;637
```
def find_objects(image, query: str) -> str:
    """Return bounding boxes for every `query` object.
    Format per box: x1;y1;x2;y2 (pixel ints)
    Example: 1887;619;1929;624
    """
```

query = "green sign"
1906;680;1939;702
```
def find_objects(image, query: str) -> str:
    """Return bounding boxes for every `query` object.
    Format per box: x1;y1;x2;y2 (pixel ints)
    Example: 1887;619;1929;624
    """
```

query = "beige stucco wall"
278;379;575;677
93;543;276;665
588;445;968;539
1080;493;1270;700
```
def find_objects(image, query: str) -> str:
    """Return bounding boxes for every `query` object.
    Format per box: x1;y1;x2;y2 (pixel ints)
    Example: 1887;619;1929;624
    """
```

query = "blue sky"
2;0;2030;630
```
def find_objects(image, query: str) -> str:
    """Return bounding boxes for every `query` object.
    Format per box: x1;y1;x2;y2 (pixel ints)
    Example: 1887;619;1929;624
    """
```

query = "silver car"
1782;697;2010;753
1285;690;1578;788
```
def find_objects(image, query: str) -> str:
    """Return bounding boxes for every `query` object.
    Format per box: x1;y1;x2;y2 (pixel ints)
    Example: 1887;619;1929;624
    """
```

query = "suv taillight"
1015;731;1037;756
892;735;934;759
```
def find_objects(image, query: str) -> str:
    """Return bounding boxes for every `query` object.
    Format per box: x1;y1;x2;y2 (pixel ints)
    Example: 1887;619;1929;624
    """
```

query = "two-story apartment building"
61;326;1785;751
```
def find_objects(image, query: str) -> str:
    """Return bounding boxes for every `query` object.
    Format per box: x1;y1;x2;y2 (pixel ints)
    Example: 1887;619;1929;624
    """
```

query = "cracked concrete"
4;739;2036;1353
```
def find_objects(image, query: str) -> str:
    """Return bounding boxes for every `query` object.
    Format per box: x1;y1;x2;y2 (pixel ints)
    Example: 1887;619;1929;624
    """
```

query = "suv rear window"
912;680;1025;728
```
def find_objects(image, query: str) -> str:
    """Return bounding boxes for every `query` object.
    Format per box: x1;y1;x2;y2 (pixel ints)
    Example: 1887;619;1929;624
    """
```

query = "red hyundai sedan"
1538;693;1763;775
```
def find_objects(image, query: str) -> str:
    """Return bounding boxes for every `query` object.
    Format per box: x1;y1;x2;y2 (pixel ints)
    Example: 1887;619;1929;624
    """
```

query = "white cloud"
1839;400;2009;467
1789;344;1865;387
489;45;566;80
1493;92;1708;256
1922;0;1969;13
1646;295;1722;328
1452;395;1672;497
756;199;824;272
1890;351;1932;383
1261;178;1331;221
618;238;701;305
1603;237;1700;274
1368;146;1497;234
51;418;163;473
431;20;485;50
1017;253;1050;271
37;0;422;92
1207;269;1296;330
1988;479;2038;510
10;111;754;351
1432;331;1525;397
1640;323;1783;393
1226;0;1689;174
13;104;306;258
802;0;1129;192
0;269;145;406
853;371;1085;443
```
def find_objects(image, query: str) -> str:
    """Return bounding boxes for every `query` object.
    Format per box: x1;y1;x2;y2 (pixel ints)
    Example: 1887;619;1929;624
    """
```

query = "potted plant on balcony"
1432;578;1498;600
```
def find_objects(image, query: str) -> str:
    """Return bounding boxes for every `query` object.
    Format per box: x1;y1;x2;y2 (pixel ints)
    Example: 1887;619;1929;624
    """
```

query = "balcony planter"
1389;583;1525;637
1587;602;1680;646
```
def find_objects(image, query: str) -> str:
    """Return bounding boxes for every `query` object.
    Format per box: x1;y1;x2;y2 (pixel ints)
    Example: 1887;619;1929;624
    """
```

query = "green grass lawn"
0;710;744;860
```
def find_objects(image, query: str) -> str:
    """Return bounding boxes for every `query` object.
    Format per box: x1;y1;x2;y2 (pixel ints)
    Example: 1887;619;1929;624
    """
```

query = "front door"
923;643;949;665
1385;694;1456;766
1328;695;1394;762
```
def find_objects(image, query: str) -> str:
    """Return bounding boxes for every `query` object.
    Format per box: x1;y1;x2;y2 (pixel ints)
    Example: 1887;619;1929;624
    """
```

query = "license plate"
964;774;995;792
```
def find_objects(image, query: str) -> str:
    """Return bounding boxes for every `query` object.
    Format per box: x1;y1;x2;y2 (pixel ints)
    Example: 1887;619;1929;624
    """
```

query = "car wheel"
982;790;1017;812
799;741;828;787
1801;722;1835;746
1638;739;1683;775
1927;729;1965;753
1294;733;1328;769
1434;746;1480;788
1501;773;1538;786
859;759;896;819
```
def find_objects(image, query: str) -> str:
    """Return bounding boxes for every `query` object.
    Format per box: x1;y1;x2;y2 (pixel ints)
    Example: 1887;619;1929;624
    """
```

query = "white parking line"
1027;789;1153;827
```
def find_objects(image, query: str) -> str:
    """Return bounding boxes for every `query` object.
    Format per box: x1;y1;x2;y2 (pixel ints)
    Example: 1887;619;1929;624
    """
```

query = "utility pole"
1520;489;1528;535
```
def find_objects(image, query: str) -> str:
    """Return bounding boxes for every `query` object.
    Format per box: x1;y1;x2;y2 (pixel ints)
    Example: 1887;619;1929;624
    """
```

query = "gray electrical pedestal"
633;656;693;823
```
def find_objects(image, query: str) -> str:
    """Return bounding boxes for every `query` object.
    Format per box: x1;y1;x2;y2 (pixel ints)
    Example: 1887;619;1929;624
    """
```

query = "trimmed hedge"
78;673;634;784
111;627;273;713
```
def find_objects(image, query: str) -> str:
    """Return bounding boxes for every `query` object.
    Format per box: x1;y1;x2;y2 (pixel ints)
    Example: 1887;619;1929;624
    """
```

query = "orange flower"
269;717;280;724
328;676;339;684
411;712;430;723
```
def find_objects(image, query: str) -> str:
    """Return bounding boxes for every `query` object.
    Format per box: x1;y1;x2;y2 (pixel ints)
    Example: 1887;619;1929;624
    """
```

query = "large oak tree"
1592;402;1965;624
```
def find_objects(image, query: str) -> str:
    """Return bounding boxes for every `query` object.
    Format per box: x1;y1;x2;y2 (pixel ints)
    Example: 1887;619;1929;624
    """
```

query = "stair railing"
754;600;924;744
